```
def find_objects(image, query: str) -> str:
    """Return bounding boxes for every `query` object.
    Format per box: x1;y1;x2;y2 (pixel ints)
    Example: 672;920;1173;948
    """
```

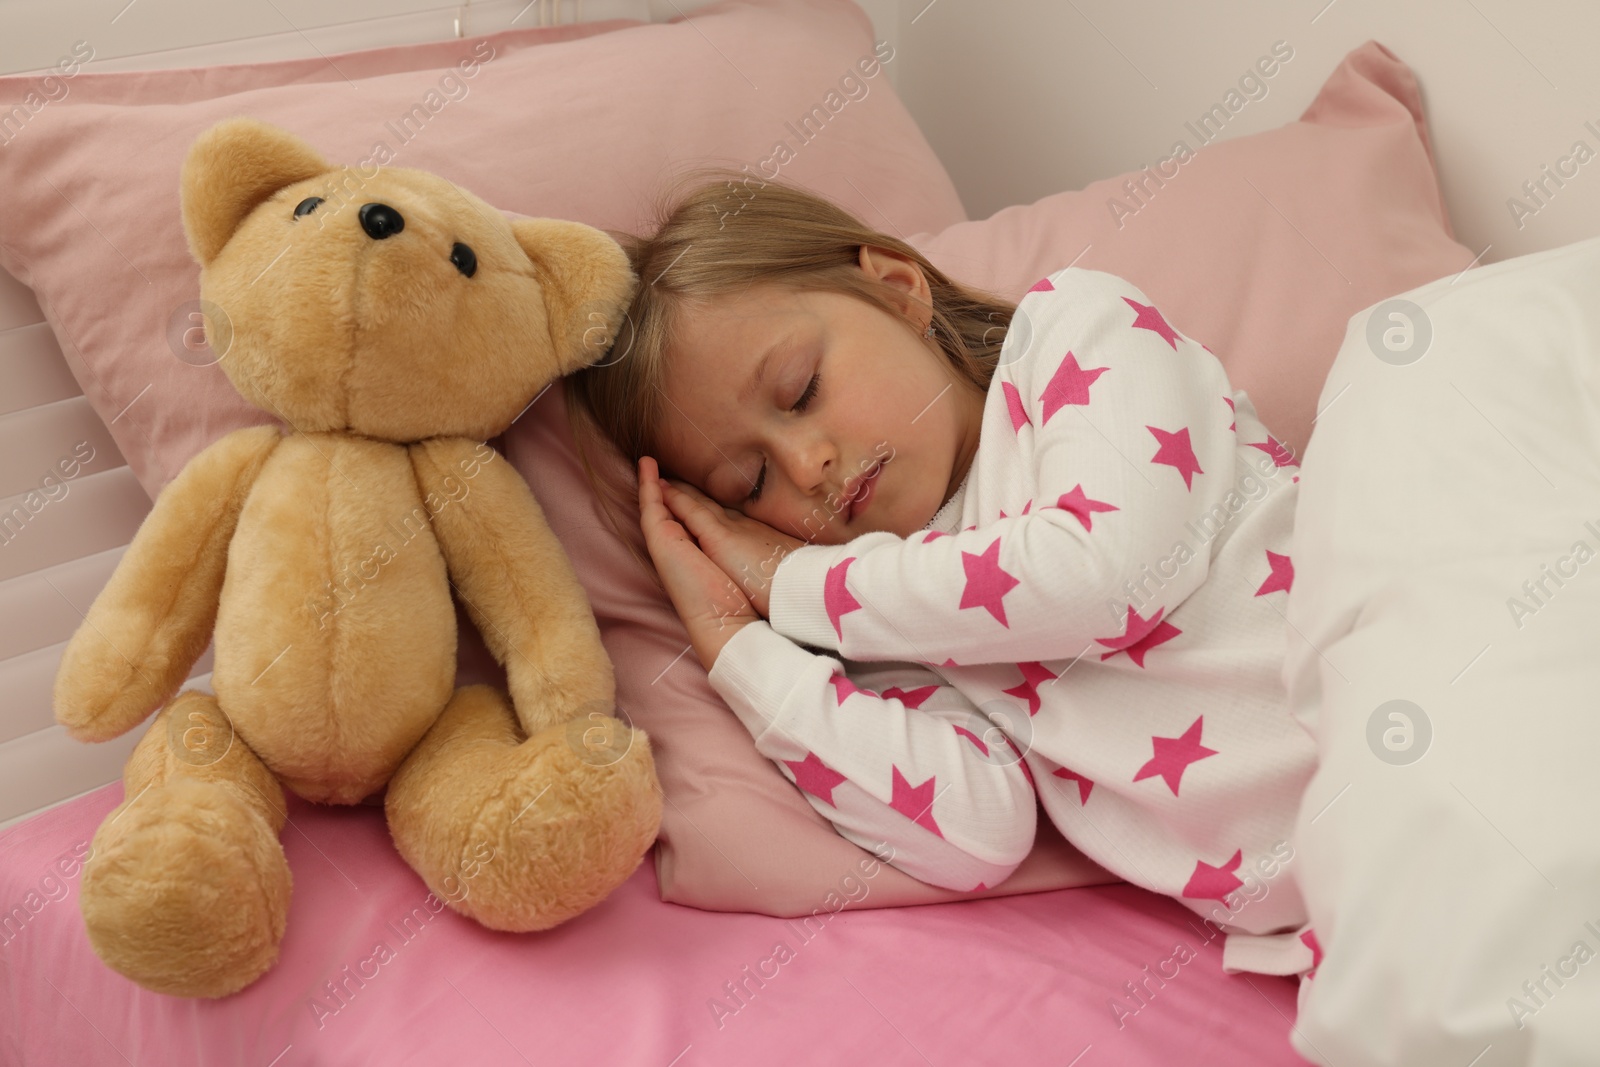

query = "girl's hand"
637;456;759;672
654;469;807;619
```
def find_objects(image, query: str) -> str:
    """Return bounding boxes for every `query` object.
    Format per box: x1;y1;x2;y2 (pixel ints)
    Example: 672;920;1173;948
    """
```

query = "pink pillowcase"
914;39;1474;462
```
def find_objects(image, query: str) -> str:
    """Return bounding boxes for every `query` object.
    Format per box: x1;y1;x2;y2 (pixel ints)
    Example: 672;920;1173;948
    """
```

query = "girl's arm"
707;620;1038;892
767;266;1294;668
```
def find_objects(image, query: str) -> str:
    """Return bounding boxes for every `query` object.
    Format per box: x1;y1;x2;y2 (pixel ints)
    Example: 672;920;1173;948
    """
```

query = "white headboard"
2;0;1592;828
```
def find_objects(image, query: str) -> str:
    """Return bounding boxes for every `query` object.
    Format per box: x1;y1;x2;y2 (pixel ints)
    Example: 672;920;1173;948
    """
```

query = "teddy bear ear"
510;218;640;377
180;117;331;267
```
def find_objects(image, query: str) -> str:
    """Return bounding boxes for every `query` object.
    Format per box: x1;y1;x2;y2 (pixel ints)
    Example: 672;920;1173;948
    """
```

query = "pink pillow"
913;39;1475;462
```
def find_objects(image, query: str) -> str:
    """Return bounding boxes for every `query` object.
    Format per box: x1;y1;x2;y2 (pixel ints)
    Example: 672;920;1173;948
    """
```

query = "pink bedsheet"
0;783;1305;1066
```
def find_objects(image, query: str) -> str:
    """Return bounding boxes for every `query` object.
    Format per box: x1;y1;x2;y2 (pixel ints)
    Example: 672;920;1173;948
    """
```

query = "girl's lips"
846;461;884;522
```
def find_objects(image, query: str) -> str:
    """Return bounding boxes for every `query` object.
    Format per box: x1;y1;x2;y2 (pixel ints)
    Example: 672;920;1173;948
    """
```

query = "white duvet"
1285;234;1600;1065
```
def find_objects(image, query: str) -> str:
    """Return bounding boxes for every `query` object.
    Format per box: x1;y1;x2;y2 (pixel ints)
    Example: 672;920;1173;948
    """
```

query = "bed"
1;785;1306;1065
2;2;1595;1065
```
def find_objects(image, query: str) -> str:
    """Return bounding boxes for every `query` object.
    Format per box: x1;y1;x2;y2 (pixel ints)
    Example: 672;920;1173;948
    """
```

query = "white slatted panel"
0;466;150;584
0;271;207;829
0;323;82;416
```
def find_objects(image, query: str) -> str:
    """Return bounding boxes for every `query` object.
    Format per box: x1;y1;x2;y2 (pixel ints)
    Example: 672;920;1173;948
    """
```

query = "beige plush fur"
52;117;661;998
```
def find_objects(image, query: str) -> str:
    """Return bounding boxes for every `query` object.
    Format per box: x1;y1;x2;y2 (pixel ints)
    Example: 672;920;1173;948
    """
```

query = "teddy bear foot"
79;691;293;998
385;684;663;932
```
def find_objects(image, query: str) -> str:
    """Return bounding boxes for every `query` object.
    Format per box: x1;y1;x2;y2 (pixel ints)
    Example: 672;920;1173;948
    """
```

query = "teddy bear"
50;116;664;998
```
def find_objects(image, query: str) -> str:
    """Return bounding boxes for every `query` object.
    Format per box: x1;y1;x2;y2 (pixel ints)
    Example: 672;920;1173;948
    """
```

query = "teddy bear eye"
450;242;477;278
293;196;324;219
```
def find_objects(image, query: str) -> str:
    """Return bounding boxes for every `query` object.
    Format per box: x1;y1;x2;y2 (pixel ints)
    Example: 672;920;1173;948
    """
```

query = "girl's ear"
858;244;932;312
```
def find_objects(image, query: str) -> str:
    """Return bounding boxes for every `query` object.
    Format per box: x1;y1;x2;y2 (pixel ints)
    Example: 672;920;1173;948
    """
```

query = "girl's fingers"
639;460;671;512
660;481;711;529
640;474;710;568
664;478;717;510
638;460;680;547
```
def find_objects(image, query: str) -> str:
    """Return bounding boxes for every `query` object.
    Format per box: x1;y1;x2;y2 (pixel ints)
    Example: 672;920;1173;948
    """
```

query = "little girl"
564;169;1322;981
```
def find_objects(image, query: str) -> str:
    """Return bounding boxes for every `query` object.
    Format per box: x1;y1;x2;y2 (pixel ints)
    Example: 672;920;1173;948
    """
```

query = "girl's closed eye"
746;371;821;504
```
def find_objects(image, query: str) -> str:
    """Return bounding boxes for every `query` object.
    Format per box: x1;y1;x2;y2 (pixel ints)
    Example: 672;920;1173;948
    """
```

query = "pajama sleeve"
706;620;1038;892
768;266;1259;668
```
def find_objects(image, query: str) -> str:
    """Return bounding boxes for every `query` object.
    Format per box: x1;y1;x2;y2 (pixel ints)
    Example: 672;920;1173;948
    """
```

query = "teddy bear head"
178;117;637;441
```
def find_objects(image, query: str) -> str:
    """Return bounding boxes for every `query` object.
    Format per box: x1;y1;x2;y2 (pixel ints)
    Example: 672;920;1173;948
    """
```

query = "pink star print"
1002;661;1060;716
1249;435;1298;468
1003;381;1031;432
1123;296;1181;349
1054;484;1118;531
889;765;942;837
960;538;1020;627
999;732;1037;788
1147;425;1203;489
1028;277;1056;293
1052;767;1094;804
1223;395;1236;432
882;684;937;709
971;882;988;892
783;752;847;806
1183;849;1244;901
1255;550;1293;596
1132;715;1218;795
822;558;862;640
921;530;949;543
1039;351;1110;424
1301;929;1323;973
827;672;876;707
1095;604;1181;667
953;724;989;755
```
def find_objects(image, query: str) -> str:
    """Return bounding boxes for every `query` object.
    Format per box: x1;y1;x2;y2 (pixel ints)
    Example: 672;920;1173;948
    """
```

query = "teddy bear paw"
79;776;292;997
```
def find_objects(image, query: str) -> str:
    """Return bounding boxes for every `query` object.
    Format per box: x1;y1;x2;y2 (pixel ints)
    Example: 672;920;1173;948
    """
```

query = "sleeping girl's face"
651;246;984;546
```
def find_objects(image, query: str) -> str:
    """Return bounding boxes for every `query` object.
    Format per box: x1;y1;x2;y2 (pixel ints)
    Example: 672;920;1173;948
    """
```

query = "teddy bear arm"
53;425;282;742
409;436;616;737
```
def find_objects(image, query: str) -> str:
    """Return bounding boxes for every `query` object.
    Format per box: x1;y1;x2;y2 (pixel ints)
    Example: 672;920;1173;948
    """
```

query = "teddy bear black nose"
358;202;405;240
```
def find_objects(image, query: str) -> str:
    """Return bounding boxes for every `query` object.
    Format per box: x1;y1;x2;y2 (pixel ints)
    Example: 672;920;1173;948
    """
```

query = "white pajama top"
706;266;1323;978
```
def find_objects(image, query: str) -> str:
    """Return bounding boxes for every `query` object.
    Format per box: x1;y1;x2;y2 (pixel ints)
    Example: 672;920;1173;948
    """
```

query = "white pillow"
1284;234;1600;1065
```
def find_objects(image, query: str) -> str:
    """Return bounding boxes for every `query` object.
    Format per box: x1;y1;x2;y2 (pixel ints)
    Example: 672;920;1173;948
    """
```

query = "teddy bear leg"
78;689;292;998
385;684;662;932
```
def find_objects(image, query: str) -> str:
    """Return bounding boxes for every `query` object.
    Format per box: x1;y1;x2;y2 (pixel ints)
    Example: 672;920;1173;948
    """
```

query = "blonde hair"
563;165;1017;585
